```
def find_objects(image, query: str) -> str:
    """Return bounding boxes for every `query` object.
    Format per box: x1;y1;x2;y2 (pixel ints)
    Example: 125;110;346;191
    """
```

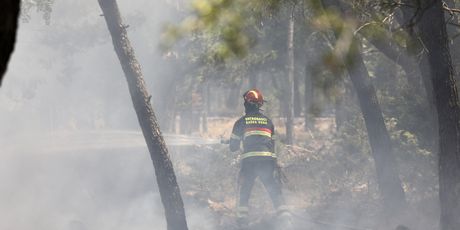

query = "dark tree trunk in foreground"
0;0;20;85
98;1;188;230
417;1;460;229
321;0;407;220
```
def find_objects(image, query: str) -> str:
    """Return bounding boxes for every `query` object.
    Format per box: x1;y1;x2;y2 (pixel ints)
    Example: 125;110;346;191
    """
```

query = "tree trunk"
321;0;407;219
286;4;295;145
397;0;439;150
417;1;460;229
398;1;436;108
347;37;407;218
201;81;208;133
334;76;349;131
0;0;20;85
444;0;460;88
294;72;302;117
180;110;193;135
304;64;313;130
338;0;437;151
98;1;188;230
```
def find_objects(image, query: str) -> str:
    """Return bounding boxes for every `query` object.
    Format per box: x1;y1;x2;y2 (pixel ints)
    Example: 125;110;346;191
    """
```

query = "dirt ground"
0;116;438;230
170;117;438;230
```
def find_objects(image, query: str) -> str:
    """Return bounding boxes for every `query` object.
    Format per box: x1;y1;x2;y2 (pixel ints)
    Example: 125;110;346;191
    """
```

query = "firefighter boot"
236;206;249;229
275;205;293;229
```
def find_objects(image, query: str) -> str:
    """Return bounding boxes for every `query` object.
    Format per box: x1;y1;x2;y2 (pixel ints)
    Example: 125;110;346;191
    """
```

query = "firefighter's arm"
229;119;243;152
229;134;241;152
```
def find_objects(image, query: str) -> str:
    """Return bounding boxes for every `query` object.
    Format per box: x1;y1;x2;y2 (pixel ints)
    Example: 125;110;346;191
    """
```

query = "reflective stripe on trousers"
236;206;249;218
241;151;277;159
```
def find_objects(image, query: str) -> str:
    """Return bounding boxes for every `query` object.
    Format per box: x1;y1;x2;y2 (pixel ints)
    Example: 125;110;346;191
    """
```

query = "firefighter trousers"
238;157;285;211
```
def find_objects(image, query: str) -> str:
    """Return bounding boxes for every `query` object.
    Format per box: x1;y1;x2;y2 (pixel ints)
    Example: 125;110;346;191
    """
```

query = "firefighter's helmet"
243;89;264;107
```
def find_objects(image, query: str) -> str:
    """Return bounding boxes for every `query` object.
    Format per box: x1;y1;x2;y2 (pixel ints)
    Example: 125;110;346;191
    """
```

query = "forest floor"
0;117;439;230
171;117;439;230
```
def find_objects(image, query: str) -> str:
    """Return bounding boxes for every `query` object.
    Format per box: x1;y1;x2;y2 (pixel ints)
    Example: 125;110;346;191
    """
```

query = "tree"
319;0;407;220
416;1;460;229
98;0;189;230
444;0;460;86
286;2;296;145
304;62;314;130
398;0;438;149
20;0;54;25
0;0;20;85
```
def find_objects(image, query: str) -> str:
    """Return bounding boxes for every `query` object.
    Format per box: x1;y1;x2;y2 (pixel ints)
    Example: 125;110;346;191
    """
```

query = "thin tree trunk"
304;64;313;130
201;81;208;133
286;4;295;145
334;76;348;131
206;81;211;114
271;73;287;118
180;85;193;135
98;1;188;230
0;0;20;84
417;1;460;229
294;72;302;117
321;0;407;219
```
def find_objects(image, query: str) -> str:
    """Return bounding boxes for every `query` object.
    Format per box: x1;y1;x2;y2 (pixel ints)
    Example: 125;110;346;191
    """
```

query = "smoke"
0;0;217;229
0;0;443;230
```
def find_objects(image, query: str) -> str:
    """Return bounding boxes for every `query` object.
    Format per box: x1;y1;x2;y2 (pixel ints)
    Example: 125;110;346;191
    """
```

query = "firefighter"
229;89;288;225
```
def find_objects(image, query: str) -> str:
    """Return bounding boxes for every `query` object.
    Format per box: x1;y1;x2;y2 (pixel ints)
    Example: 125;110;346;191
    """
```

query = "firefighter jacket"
229;111;276;160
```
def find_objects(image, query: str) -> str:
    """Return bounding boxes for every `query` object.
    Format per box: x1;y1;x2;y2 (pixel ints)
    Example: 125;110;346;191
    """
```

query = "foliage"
21;0;55;25
162;0;287;60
